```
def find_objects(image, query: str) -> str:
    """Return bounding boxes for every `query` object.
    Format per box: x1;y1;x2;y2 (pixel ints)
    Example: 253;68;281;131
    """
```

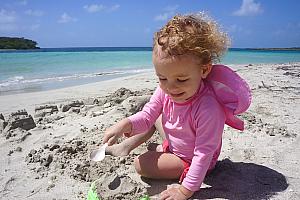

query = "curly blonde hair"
153;12;230;64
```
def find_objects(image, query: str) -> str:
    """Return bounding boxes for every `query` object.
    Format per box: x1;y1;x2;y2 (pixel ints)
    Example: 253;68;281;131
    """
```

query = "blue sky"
0;0;299;48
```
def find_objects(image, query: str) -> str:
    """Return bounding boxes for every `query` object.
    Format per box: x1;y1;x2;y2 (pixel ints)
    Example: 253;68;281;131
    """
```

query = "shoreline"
0;71;157;116
0;69;153;97
245;47;300;51
0;62;299;199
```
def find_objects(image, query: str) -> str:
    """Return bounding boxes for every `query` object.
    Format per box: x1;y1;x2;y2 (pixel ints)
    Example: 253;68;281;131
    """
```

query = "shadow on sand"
144;159;288;200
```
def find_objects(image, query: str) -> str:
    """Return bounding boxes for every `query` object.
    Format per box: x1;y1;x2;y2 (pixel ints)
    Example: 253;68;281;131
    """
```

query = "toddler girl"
103;13;251;200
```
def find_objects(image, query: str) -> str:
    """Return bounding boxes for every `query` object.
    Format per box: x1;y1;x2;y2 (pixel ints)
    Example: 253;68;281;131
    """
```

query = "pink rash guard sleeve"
128;87;163;135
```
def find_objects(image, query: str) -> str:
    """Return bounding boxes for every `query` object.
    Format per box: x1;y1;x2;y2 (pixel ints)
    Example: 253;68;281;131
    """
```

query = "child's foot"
147;143;163;152
105;143;131;157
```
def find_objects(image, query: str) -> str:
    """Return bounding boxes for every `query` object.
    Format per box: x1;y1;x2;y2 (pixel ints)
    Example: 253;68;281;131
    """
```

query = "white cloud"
25;9;44;17
233;0;263;16
84;4;104;13
154;5;178;21
84;4;120;13
58;13;77;23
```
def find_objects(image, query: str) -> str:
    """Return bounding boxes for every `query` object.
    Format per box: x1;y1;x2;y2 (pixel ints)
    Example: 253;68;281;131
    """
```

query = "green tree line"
0;37;39;49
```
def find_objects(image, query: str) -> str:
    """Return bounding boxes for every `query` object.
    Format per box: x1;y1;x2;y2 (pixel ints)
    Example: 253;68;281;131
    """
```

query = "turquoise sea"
1;47;300;96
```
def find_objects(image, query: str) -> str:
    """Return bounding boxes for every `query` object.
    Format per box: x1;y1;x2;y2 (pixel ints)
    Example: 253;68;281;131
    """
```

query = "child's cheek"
159;82;167;92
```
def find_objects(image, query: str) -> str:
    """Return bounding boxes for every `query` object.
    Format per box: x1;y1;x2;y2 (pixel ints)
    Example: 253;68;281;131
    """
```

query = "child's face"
153;54;211;103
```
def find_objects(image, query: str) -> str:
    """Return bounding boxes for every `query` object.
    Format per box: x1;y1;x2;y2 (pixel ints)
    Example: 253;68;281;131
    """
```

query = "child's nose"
166;81;178;91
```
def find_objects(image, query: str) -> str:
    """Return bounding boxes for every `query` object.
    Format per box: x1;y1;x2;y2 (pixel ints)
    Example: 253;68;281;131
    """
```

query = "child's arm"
127;87;163;136
102;118;132;145
102;86;163;144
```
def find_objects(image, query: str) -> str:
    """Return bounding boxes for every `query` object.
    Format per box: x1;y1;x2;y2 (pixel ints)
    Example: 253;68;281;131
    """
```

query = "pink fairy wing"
206;65;252;130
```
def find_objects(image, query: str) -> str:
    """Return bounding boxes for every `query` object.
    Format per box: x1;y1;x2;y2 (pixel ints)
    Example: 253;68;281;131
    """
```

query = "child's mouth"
170;92;185;98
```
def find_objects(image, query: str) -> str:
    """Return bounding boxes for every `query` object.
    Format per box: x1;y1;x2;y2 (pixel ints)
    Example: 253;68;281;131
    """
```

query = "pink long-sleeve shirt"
128;81;226;191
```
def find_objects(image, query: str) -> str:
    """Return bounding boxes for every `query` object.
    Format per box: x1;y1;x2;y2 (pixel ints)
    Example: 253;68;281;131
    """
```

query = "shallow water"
1;47;300;95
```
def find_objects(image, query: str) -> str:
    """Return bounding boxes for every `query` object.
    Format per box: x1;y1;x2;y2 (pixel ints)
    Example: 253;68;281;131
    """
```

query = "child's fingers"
159;189;170;200
107;135;118;146
103;133;114;144
102;134;109;144
103;136;113;145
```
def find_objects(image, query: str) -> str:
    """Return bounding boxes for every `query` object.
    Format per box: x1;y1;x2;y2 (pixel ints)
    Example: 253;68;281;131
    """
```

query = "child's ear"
201;63;212;79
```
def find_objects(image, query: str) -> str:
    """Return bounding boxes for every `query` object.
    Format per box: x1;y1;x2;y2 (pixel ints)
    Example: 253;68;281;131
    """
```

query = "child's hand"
159;185;193;200
102;118;132;145
102;125;121;145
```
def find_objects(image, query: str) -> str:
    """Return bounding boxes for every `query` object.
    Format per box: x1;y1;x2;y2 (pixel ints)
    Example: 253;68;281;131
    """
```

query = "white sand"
0;63;299;200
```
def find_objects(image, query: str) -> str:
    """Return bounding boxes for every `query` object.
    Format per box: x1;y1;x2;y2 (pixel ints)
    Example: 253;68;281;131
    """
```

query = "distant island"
0;37;40;50
245;47;300;51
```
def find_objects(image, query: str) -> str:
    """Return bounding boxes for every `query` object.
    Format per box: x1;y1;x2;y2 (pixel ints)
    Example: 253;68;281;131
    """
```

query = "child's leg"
134;151;185;179
105;126;156;156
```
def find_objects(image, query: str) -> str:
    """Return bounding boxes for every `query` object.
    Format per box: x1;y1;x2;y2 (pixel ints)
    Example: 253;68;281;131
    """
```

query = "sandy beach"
0;62;299;200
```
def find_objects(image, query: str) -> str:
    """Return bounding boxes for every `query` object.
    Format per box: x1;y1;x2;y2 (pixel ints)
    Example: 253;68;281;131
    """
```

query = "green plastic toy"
86;181;150;200
87;182;100;200
139;195;150;200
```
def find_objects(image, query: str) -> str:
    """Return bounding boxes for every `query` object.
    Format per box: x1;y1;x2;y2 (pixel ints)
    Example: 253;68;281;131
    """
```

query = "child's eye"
159;77;167;81
177;78;189;82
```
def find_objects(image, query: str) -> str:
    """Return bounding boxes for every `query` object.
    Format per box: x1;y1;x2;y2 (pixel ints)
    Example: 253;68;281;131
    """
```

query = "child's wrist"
179;185;194;198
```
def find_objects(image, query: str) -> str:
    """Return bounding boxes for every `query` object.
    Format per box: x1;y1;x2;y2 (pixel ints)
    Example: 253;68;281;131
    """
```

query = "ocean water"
1;47;300;96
